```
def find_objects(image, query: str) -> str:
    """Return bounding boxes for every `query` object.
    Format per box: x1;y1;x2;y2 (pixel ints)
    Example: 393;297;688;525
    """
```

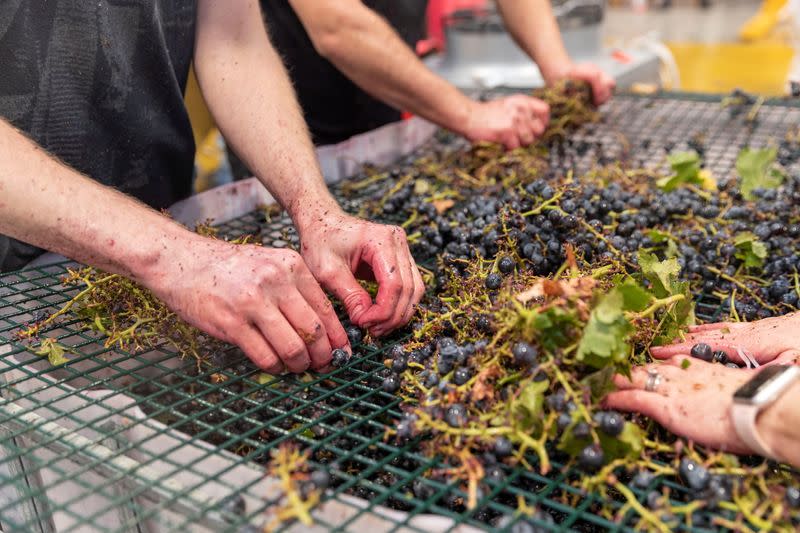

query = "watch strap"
731;403;777;459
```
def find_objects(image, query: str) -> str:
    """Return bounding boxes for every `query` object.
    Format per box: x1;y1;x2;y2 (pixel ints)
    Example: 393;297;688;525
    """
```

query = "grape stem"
612;481;671;533
629;294;686;320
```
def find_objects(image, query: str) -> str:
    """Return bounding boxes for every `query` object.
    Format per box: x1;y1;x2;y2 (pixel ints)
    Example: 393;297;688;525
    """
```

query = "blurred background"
189;0;800;190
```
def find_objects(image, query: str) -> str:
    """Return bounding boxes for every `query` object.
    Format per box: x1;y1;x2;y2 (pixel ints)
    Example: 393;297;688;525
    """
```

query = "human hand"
298;211;425;338
461;95;550;150
142;236;349;374
547;62;615;106
651;314;800;366
604;357;755;454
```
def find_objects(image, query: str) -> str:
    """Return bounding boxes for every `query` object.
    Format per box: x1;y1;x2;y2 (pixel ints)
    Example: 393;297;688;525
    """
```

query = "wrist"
540;59;574;86
757;381;800;465
126;224;206;290
290;192;346;236
439;93;478;139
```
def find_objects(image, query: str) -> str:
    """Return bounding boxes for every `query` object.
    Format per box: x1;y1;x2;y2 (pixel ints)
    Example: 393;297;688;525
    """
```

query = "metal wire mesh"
1;93;799;533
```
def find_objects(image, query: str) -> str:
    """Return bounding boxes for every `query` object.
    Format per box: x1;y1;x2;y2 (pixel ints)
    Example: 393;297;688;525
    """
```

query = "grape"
485;465;505;484
511;342;537;367
310;469;331;490
382;374;400;393
445;404;467;427
546;390;567;412
345;326;363;345
786;486;800;508
453;367;471;386
690;343;714;362
331;348;350;368
573;421;591;440
485;273;503;290
679;458;710;491
493;436;514;457
391;353;408;373
598;411;625;437
412;479;435;500
632;470;655;489
498;256;516;274
557;412;572;431
578;443;604;471
712;350;728;365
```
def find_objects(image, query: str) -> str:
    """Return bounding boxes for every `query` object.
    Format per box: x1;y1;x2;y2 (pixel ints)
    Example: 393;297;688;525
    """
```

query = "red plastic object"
611;49;632;64
417;0;488;54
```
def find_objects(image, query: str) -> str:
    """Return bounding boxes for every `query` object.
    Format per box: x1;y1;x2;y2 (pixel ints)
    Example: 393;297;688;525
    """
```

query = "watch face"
734;365;790;400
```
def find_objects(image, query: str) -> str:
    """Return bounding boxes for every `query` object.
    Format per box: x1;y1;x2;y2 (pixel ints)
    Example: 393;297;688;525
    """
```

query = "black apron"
261;0;427;146
0;0;197;272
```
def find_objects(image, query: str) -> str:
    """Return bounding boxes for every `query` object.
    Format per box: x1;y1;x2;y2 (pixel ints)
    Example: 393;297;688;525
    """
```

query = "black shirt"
0;0;197;271
262;0;427;146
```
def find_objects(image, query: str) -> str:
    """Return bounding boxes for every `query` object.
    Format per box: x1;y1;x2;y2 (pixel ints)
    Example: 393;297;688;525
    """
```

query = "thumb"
319;262;373;326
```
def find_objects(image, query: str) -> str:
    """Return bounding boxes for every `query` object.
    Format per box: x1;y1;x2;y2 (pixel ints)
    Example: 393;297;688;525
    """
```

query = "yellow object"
667;42;793;96
739;0;788;42
184;66;226;192
698;169;717;192
185;66;215;148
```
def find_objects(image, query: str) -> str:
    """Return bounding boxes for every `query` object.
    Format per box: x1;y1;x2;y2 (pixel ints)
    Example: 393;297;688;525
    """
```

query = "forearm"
0;120;196;279
759;381;800;467
194;0;341;233
289;1;475;136
495;0;571;83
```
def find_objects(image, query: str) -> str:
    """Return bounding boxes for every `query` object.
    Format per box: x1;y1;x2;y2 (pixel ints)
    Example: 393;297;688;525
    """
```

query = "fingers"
295;270;350;352
687;322;739;333
651;339;770;366
403;262;426;325
513;97;549;146
501;131;522;151
604;390;670;422
369;228;415;337
567;64;615;105
317;262;373;327
528;98;550;125
232;324;284;375
593;71;615;105
252;308;311;374
278;294;334;371
395;237;425;329
514;114;535;147
612;361;686;392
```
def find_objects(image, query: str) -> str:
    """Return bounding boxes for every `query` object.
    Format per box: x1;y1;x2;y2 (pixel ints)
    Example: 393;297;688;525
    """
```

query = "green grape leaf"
512;378;550;434
617;280;652;312
638;251;680;298
737;147;784;200
599;422;644;461
637;251;695;344
656;151;703;191
734;232;768;269
32;338;71;367
557;420;642;462
556;416;589;456
577;289;633;371
646;229;673;244
529;307;579;352
665;239;681;260
582;366;618;404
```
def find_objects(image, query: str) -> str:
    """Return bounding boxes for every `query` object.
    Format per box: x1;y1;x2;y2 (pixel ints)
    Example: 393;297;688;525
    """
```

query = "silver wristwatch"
731;365;800;460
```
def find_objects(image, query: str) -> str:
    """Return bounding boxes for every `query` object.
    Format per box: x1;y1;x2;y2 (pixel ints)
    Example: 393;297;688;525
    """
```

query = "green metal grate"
1;93;799;533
